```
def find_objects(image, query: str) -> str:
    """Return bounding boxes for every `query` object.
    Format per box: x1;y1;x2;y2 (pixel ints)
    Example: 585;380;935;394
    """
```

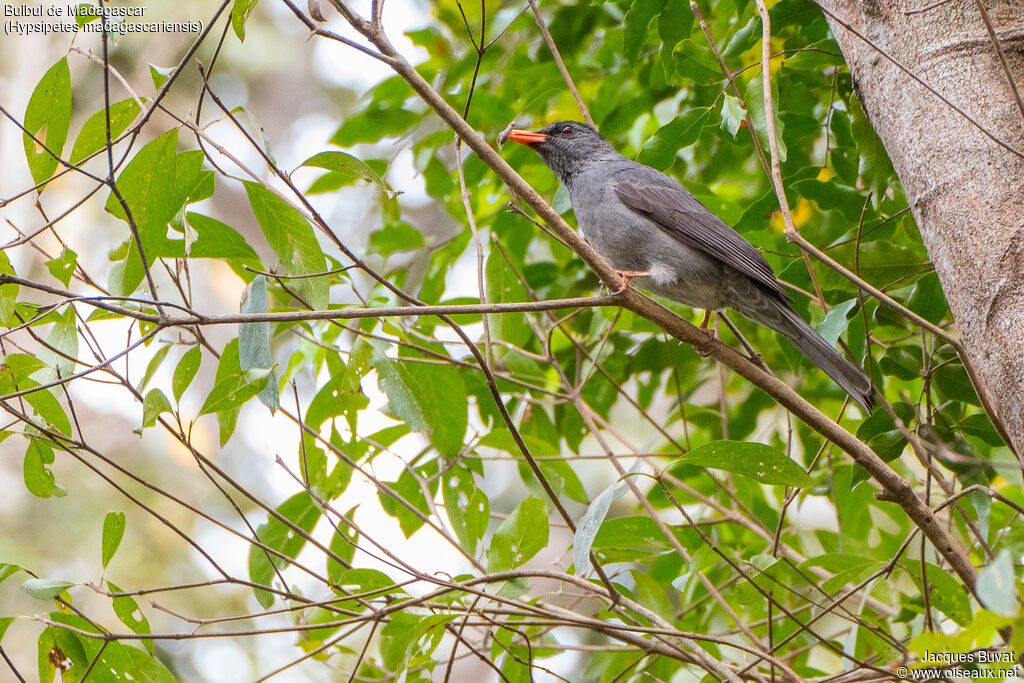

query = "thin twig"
525;0;594;126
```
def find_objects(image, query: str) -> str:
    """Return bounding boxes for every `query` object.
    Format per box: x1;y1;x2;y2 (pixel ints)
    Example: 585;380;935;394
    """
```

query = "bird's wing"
612;167;790;301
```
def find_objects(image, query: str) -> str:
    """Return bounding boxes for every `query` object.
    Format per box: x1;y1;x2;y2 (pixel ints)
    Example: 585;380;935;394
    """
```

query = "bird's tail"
740;296;874;413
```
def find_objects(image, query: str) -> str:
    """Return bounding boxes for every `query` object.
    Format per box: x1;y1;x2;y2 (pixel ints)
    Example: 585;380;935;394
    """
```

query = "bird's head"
509;121;617;183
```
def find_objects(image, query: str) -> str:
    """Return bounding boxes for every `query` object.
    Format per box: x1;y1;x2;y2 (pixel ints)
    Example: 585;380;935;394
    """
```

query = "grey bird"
509;120;874;413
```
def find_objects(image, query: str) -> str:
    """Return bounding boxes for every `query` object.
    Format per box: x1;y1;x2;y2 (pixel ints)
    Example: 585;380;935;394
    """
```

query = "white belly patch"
648;262;679;287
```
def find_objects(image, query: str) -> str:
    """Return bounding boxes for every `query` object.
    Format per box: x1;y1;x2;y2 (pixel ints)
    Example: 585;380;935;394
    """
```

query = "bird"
508;120;874;413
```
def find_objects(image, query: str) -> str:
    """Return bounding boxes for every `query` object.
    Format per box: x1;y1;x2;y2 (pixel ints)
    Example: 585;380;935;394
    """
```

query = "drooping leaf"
107;581;153;653
231;0;259;40
24;439;67;499
239;276;279;411
248;492;322;608
243;182;328;309
101;512;126;569
23;58;71;185
172;346;201;403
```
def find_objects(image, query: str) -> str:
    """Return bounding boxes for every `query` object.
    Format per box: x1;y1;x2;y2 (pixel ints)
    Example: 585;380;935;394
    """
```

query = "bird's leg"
717;311;767;370
694;310;717;356
606;270;650;295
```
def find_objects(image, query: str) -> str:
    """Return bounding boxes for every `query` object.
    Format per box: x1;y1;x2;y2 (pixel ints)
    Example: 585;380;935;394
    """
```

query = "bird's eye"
561;125;573;135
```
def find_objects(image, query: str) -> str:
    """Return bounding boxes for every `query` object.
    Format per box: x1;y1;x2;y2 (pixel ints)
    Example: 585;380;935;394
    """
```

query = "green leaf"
920;562;971;625
37;626;87;682
72;3;100;26
721;16;761;59
330;107;420;146
24;439;67;499
669;440;812;487
520;456;589;505
244;181;328;309
370;349;467;457
140;388;172;430
70;99;141;164
592;516;667;551
623;0;665;62
239;276;279;411
101;512;126;569
485;245;530;348
198;367;271;416
933;361;980;406
105;131;202;296
172;346;201;403
370;350;429;433
37;307;77;380
816;299;858;347
248;491;322;608
637;107;714;171
149;64;173;90
178;213;262;265
212;339;243;445
231;0;258;40
784;43;847;71
335;567;402;594
745;75;786;162
369;223;424;256
906;273;948;325
487;497;549;572
44;248;77;288
879;346;922;381
301;151;395;197
672;39;723;83
0;251;18;326
23;58;71;185
851;97;895;202
791;179;867;222
0;563;23;586
379;461;435;538
138;344;171;394
107;581;153;653
22;578;75;601
442;467;489;554
380;611;420;672
21;386;72;437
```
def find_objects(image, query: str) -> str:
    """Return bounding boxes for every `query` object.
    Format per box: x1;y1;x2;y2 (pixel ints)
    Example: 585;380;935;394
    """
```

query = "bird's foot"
695;311;716;356
606;270;650;295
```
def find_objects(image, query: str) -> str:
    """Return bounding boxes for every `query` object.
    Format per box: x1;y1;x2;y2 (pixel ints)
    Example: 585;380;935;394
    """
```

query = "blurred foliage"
1;0;1020;680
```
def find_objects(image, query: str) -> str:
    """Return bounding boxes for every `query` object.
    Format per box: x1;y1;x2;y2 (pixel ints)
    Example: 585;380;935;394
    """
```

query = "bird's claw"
606;270;649;296
695;326;716;356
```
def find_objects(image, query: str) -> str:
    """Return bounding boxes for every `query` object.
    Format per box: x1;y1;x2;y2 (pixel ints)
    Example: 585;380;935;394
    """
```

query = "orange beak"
508;129;548;146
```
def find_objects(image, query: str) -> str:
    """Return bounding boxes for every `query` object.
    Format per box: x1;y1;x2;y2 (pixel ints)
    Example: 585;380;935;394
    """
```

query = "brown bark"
819;0;1024;454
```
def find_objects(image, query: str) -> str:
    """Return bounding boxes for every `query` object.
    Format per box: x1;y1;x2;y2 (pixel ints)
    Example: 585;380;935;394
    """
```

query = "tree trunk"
819;0;1024;454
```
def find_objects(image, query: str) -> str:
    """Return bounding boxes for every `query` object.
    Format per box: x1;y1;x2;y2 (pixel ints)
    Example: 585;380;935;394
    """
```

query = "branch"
317;17;981;594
